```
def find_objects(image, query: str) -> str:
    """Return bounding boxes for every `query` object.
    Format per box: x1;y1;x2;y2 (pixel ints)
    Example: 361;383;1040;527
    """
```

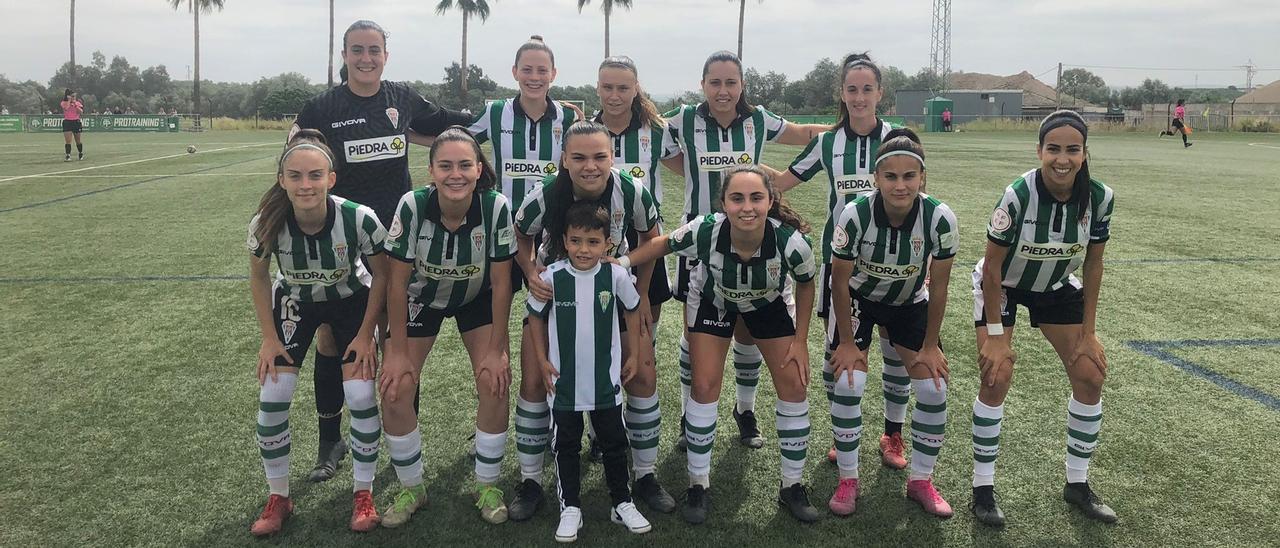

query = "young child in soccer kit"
526;201;652;542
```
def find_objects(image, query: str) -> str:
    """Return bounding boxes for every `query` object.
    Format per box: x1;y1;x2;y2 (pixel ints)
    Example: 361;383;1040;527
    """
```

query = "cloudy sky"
4;0;1278;94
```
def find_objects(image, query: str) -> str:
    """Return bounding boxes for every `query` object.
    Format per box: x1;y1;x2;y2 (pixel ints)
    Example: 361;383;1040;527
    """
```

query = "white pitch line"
1248;142;1280;150
0;142;278;184
0;172;276;178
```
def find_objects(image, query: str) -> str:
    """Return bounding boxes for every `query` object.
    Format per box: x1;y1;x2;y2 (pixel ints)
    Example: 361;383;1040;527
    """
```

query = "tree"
731;0;762;60
261;88;313;119
103;56;142;97
877;64;908;114
744;68;787;109
167;0;226;118
141;65;174;98
435;0;492;101
69;0;76;84
783;57;840;112
327;0;335;87
577;0;632;58
1060;68;1107;106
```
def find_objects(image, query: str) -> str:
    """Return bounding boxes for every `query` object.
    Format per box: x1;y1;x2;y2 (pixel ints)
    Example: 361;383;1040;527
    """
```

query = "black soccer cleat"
733;408;765;449
307;439;347;482
681;485;710;524
970;485;1006;527
676;414;689;451
633;473;676;513
508;478;545;521
1063;482;1117;523
778;483;821;523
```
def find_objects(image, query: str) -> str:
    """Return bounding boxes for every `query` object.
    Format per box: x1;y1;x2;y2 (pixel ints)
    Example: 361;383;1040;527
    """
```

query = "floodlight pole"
929;0;952;90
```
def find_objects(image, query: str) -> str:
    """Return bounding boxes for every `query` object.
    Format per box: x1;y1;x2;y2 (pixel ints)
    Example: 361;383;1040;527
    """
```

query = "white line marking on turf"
0;142;278;184
1248;142;1280;150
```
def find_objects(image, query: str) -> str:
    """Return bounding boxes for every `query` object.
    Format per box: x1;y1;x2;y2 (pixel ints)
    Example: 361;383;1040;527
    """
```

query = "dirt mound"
1237;80;1280;103
947;70;1093;107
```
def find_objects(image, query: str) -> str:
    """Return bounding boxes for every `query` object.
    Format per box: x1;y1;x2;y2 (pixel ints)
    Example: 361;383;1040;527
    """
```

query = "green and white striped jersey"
383;187;516;310
669;213;816;313
467;96;578;212
515;169;659;261
527;261;641;411
664;103;787;218
788;119;895;263
985;168;1114;292
831;191;959;306
591;112;681;207
248;196;386;303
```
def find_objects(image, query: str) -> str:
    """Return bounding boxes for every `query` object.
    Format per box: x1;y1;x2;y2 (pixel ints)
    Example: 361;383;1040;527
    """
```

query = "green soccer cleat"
381;484;427;528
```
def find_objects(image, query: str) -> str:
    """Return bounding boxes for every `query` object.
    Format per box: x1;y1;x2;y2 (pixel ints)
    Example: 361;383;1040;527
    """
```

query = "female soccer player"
969;110;1117;526
527;201;652;542
292;19;472;481
825;129;959;517
618;165;819;524
774;53;917;475
60;89;84;161
509;120;661;520
378;128;517;527
1160;99;1192;148
246;130;387;536
665;51;824;449
590;55;685;511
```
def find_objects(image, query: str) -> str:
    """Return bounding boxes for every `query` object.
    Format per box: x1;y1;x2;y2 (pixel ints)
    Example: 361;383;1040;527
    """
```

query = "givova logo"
345;135;406;163
284;268;349;286
697;152;752;171
1016;242;1085;260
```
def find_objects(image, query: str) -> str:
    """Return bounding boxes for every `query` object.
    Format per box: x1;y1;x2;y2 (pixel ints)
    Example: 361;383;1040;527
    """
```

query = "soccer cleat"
381;484;427;528
308;439;348;482
733;408;765;449
906;479;954;518
633;473;676;513
1063;482;1117;523
1185;142;1193;148
250;494;293;537
828;477;858;516
475;484;508;524
778;483;821;523
508;478;545;521
611;501;652;534
879;433;908;470
350;490;380;531
971;485;1006;527
64;154;71;162
555;506;583;543
587;436;603;463
681;485;710;524
826;445;837;463
676;415;690;451
78;152;84;160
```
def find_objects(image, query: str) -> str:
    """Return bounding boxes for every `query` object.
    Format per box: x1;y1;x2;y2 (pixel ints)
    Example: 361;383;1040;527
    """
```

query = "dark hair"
255;129;335;255
542;121;612;260
565;202;610;236
429;126;498;194
338;65;348;84
343;20;388;49
515;35;555;68
1037;110;1092;225
874;129;926;171
1176;99;1185;107
833;52;882;131
64;88;75;100
718;165;810;234
598;56;664;129
701;50;753;116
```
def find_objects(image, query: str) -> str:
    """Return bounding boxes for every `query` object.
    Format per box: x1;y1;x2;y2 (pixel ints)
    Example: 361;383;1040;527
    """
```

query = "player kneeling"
246;130;389;536
527;202;653;542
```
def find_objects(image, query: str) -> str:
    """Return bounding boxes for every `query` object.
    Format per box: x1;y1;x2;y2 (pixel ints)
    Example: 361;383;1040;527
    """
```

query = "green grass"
1;129;1278;546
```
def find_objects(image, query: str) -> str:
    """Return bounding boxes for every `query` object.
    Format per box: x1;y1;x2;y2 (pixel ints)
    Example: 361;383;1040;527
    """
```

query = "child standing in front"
526;202;653;542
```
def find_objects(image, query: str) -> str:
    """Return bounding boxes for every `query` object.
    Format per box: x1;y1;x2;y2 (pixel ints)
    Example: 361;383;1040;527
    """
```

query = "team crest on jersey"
767;263;781;283
281;320;297;344
473;232;485;252
334;244;347;261
911;235;924;256
408;301;423;321
744;120;755;139
247;232;260;252
597;290;612;312
990;208;1012;232
832;226;849;249
640;135;651;150
385;107;400;128
388;216;404;239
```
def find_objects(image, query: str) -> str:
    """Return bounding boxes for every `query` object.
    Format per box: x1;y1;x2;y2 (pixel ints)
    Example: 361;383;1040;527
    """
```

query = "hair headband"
280;143;334;170
874;150;925;169
1038;112;1088;144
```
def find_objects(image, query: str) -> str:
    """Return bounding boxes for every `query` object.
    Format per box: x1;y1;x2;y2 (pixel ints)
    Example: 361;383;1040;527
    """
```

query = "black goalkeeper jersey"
295;81;471;220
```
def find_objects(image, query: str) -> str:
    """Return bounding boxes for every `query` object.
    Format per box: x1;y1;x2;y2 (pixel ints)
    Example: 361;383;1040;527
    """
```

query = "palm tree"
327;0;335;87
435;0;492;100
69;0;76;83
577;0;632;58
731;0;763;60
167;0;225;120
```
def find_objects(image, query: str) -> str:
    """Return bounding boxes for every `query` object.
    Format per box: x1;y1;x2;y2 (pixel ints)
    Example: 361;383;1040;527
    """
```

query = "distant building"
896;89;1023;126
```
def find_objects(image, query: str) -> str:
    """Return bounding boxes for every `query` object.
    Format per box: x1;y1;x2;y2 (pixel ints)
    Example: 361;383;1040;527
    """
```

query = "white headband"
280;143;334;169
874;150;925;169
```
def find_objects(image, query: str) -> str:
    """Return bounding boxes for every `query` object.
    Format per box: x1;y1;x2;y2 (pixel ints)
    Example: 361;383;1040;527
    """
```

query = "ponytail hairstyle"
254;128;336;255
547;201;611;262
874;127;926;171
1037;109;1092;225
833;52;883;131
543;121;612;260
701;50;753;116
598;56;664;129
429;126;498;194
515;35;556;68
338;65;349;84
719;164;810;234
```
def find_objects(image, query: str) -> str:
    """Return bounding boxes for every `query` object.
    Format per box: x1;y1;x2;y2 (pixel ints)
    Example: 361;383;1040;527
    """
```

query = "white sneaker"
555;507;583;543
611;501;652;534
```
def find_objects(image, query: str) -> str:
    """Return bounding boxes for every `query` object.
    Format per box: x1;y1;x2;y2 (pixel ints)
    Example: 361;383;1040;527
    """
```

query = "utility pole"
929;0;952;91
1237;59;1257;90
1055;62;1063;109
